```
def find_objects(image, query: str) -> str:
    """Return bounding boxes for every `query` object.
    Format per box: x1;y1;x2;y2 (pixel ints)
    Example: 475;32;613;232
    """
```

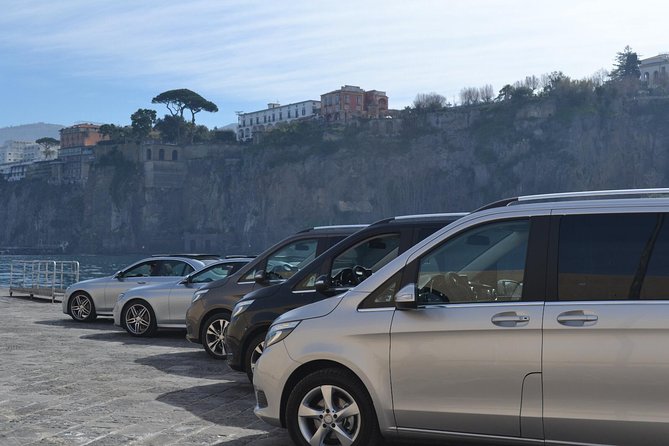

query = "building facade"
0;140;43;164
640;54;669;86
321;85;389;123
58;124;108;184
237;100;321;142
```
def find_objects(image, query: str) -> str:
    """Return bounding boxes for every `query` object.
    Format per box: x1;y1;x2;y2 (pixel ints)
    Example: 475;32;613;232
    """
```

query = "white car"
62;255;220;322
113;257;252;337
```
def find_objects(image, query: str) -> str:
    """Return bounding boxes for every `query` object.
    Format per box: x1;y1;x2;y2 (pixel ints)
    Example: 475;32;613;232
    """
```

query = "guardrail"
8;260;80;302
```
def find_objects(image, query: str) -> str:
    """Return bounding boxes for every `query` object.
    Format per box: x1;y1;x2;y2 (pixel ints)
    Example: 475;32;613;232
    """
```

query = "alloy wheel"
297;384;361;446
205;318;229;357
70;294;92;320
125;303;152;335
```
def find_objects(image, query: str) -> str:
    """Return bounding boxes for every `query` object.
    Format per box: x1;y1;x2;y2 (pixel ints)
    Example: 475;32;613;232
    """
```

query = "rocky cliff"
2;92;669;254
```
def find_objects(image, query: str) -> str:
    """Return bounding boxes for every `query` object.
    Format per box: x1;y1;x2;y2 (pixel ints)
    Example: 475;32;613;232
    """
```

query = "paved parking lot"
0;290;292;446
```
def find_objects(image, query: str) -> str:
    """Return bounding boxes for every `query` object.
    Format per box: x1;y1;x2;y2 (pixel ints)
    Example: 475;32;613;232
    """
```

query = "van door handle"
557;310;598;327
136;281;146;284
491;312;529;327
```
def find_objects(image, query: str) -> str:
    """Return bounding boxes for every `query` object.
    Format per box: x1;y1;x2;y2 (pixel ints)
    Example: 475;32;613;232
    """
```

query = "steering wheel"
352;265;372;285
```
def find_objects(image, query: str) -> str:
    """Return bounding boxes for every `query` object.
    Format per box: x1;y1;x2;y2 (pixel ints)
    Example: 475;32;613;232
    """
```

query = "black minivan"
224;213;467;380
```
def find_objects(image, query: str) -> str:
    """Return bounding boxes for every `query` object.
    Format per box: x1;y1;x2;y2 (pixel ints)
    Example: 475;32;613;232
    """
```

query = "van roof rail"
476;188;669;212
372;212;468;225
302;224;368;232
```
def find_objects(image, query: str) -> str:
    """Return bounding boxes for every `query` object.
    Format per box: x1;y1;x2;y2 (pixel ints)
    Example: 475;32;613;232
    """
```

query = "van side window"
294;234;401;290
416;219;529;305
558;213;669;301
329;234;400;288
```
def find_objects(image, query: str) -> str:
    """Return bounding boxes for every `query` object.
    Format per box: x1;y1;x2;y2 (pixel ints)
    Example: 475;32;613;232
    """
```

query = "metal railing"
8;260;80;302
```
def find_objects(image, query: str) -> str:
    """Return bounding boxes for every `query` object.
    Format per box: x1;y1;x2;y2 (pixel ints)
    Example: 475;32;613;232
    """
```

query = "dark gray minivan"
185;225;366;358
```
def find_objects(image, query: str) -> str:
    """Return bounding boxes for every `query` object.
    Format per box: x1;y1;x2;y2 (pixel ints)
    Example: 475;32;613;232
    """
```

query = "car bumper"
61;292;71;314
225;331;244;371
112;301;123;326
185;300;205;343
253;340;298;428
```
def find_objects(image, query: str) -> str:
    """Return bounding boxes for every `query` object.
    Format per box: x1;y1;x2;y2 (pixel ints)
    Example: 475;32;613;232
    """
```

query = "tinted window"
558;213;669;301
417;219;529;304
296;233;401;290
241;238;318;281
191;263;239;284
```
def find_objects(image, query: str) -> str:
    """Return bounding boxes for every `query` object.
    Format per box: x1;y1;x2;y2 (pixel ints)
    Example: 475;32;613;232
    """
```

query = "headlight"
265;321;300;348
117;293;125;301
192;289;209;302
231;299;254;319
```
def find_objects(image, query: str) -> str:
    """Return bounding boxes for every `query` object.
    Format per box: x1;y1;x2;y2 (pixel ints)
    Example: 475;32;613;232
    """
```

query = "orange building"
320;85;389;122
59;124;108;149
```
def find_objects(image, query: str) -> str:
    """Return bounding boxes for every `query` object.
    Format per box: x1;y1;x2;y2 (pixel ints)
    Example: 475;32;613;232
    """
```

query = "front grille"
255;389;268;408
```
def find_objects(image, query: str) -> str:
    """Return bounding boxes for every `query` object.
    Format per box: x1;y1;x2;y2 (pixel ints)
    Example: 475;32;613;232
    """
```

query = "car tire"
286;368;381;446
202;313;230;359
68;292;97;322
122;300;157;337
244;331;266;383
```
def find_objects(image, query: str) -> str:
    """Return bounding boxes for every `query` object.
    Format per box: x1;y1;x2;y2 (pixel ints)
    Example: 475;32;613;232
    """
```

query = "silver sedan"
62;255;219;322
113;258;252;337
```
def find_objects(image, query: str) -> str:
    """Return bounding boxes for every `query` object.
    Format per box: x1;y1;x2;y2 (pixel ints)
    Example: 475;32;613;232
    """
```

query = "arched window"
146;149;152;160
172;150;178;161
158;149;165;161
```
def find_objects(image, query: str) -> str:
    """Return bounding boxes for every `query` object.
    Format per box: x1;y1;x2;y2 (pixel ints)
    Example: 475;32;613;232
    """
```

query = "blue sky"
1;0;667;130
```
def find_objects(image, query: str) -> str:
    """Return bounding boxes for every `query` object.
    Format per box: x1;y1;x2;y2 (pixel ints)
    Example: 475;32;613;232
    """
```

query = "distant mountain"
218;122;237;132
0;123;65;144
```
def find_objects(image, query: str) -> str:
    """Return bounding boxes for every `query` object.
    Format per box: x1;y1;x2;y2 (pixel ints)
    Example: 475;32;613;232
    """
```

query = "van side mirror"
314;275;331;293
254;269;269;285
395;284;418;310
113;270;123;280
179;275;191;285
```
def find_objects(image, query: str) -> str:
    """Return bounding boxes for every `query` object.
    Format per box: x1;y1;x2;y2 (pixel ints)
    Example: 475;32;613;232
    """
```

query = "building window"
264;116;267;123
288;110;291;118
356;96;361;105
335;95;340;104
158;149;165;161
272;113;275;122
302;108;306;116
279;112;283;120
345;94;349;104
172;150;178;161
146;149;152;160
256;117;259;124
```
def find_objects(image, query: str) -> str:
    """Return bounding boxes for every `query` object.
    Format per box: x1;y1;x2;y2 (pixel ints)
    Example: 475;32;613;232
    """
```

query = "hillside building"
237;101;321;142
321;85;389;123
640;53;669;86
58;123;108;183
0;140;44;164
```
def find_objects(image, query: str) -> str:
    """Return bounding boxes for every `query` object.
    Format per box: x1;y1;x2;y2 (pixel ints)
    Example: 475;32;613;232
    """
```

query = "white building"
237;100;321;142
0;140;55;164
640;53;669;86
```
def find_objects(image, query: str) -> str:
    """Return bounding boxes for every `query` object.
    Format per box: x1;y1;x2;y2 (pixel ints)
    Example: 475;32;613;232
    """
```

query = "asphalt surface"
0;290;292;446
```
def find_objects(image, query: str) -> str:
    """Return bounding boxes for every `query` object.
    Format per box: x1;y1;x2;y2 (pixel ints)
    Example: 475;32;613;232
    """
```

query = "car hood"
238;282;282;303
273;293;346;325
67;276;113;289
123;279;182;295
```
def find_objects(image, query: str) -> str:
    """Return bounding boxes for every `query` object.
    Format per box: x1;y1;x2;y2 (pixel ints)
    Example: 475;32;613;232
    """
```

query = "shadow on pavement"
156;382;291;444
79;329;198;347
135;350;238;380
34;317;121;331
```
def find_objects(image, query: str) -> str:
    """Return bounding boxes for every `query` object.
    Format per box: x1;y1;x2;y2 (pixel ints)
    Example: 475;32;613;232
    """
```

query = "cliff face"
2;95;669;254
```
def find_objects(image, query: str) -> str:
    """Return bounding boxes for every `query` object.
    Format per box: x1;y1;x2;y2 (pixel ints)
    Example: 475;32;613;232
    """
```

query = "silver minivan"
253;189;669;446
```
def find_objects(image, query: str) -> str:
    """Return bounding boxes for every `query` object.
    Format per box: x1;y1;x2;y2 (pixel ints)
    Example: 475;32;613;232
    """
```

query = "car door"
390;217;547;439
543;211;669;446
